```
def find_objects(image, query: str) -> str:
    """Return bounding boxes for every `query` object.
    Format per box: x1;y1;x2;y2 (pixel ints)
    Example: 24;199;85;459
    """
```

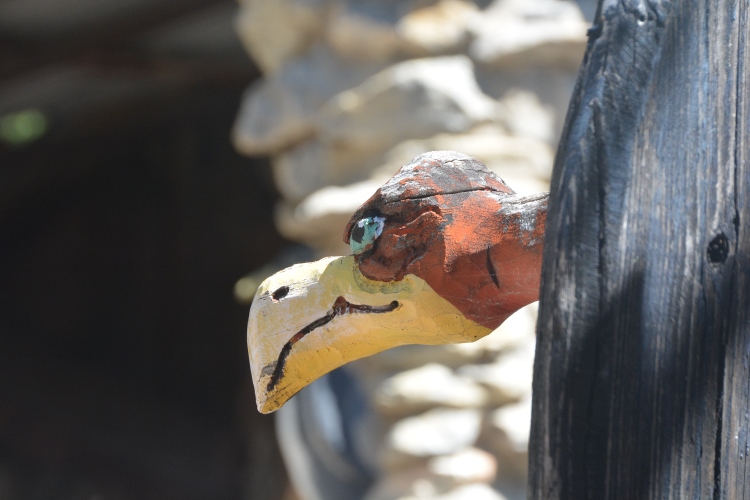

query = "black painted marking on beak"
487;246;499;288
265;296;399;392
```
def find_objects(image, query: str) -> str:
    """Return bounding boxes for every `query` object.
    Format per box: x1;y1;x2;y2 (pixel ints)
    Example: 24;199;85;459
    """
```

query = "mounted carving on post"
247;150;548;413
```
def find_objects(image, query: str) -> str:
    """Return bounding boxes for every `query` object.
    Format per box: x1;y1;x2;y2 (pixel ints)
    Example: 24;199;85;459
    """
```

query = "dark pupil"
351;223;365;244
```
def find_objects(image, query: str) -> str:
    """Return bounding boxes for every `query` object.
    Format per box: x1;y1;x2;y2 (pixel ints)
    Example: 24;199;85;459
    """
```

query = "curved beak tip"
255;395;276;414
249;373;281;414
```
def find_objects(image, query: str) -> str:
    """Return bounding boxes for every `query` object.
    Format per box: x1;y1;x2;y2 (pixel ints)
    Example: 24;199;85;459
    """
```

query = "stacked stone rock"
233;1;592;498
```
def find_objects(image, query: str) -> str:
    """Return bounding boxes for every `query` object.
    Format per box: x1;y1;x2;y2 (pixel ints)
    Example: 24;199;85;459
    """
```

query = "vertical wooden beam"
529;0;750;498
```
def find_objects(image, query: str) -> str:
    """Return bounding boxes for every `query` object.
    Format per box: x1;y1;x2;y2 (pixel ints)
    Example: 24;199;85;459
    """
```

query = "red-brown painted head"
344;151;547;329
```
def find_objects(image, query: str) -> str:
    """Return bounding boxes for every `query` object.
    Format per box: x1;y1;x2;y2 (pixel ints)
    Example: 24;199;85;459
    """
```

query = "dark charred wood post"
530;0;750;498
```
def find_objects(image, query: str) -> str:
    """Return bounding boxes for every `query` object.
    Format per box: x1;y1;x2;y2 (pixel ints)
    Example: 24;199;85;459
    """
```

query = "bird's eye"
350;216;385;254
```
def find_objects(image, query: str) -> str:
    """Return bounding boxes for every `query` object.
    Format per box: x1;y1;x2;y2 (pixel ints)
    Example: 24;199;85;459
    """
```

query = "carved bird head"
247;151;547;413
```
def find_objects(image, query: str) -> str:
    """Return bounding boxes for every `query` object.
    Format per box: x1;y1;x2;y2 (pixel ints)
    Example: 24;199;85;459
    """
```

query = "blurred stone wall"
233;1;593;499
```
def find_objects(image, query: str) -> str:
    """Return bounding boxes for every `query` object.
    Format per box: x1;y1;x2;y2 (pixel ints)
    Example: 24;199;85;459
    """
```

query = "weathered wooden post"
530;0;750;497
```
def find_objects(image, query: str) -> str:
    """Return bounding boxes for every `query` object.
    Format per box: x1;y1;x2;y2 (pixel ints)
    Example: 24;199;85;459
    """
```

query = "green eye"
350;216;385;254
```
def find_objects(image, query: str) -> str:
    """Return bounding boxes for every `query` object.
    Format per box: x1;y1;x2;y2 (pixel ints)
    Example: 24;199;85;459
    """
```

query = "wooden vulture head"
247;151;548;413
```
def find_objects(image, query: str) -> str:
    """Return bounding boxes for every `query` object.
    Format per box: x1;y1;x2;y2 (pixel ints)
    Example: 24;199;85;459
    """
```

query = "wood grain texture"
529;0;750;498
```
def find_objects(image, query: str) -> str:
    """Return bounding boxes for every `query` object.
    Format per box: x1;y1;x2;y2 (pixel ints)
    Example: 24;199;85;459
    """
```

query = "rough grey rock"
433;484;508;500
479;398;531;479
381;408;482;469
232;44;385;155
318;56;498;152
498;89;555;143
235;0;327;74
363;448;497;500
468;0;588;70
270;56;499;200
427;448;498;486
272;137;384;203
326;0;479;61
397;0;477;55
373;364;489;417
474;66;579;143
456;334;535;406
325;0;411;61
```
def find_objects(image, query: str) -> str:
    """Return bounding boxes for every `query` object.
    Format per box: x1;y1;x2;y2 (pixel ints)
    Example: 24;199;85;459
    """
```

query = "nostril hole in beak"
271;286;290;301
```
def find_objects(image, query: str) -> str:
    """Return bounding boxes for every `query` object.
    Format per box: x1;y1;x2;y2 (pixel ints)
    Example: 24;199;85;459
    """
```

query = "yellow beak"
247;256;491;413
